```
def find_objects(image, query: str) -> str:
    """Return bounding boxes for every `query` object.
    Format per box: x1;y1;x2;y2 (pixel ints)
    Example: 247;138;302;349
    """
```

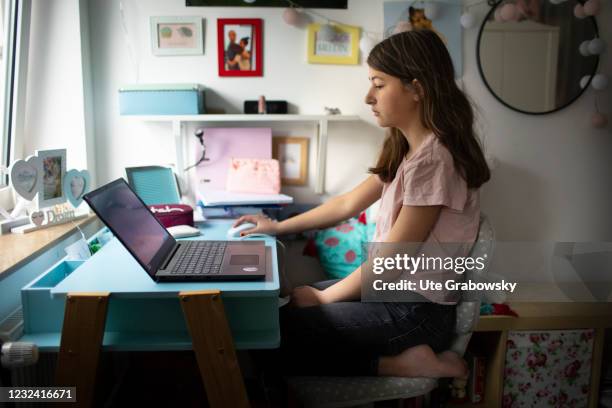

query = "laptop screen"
83;178;176;277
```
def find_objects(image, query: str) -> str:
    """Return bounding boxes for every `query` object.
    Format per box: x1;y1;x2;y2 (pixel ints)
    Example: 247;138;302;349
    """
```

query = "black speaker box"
244;100;288;114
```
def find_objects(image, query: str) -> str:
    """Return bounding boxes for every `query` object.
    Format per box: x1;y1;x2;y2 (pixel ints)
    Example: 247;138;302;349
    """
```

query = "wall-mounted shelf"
128;114;361;195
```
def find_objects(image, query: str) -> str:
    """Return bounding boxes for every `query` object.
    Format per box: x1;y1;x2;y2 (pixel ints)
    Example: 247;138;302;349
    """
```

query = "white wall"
25;0;612;241
87;0;385;206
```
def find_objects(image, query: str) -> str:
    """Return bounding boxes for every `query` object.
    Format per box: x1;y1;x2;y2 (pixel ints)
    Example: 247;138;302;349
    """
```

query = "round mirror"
477;0;600;115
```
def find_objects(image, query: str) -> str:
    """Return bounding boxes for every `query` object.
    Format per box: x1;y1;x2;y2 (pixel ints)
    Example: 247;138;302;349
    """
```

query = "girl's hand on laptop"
233;214;280;236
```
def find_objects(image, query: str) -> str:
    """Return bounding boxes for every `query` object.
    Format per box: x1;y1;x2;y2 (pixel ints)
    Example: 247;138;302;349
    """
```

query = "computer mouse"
227;222;257;238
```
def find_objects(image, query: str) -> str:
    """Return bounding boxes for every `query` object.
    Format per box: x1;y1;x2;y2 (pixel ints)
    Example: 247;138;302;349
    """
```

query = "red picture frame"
217;18;263;77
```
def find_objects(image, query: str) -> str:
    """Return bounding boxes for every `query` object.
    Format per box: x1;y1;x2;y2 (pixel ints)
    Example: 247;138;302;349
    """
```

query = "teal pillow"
313;212;376;279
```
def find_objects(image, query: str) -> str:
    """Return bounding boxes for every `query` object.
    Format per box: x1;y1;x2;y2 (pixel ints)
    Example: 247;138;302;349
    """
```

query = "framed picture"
272;137;308;186
150;16;204;56
217;18;263;77
35;149;67;208
187;0;347;8
383;1;462;77
307;23;360;65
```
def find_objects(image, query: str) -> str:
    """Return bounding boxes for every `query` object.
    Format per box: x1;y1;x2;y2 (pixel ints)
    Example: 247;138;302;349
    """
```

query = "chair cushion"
287;376;437;408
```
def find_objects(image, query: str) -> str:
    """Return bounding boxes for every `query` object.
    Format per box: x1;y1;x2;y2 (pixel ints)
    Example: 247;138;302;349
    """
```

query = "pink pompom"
500;4;519;21
591;112;608;129
574;3;586;18
282;8;300;26
584;0;601;16
494;7;504;22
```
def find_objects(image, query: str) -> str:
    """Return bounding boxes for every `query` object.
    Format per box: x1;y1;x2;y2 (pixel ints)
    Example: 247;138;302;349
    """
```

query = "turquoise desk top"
51;219;279;298
20;219;281;350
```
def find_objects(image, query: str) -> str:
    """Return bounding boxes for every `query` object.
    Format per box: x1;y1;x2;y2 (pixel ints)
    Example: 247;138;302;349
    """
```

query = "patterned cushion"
287;376;437;408
311;211;376;280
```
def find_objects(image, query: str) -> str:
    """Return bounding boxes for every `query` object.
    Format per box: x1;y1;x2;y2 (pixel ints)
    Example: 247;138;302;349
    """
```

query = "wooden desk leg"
589;328;606;408
55;292;110;408
179;290;250;408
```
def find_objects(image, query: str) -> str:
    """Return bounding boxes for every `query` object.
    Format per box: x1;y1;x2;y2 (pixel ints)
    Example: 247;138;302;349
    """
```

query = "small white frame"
35;148;67;208
150;16;204;56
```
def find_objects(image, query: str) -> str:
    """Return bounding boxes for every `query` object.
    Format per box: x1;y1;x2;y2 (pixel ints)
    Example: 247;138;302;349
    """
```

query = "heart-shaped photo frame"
9;156;42;201
30;210;45;226
63;169;91;208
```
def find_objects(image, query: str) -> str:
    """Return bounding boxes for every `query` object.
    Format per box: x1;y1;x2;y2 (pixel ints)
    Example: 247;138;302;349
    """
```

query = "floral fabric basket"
503;329;595;408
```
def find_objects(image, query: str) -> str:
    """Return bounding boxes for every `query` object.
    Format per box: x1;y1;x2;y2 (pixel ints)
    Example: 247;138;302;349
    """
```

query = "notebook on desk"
83;179;266;282
197;189;293;207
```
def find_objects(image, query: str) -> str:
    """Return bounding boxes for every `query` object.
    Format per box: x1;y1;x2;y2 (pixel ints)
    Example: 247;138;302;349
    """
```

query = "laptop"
83;178;266;282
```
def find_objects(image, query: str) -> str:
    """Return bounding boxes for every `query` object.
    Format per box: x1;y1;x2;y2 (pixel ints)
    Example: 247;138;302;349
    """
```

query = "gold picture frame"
272;137;309;186
307;23;360;65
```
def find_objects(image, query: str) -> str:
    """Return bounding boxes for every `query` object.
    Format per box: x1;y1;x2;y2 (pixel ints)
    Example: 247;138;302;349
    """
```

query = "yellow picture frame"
307;23;360;65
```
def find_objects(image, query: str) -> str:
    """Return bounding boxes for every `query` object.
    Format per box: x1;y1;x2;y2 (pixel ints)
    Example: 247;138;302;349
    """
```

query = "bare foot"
438;351;469;379
378;345;469;379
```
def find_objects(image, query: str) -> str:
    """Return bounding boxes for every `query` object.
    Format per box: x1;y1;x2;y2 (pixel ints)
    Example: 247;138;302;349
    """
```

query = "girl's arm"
293;204;441;306
234;175;383;236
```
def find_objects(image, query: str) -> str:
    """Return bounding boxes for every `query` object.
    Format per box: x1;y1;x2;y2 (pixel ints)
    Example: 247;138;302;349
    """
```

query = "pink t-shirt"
373;133;480;305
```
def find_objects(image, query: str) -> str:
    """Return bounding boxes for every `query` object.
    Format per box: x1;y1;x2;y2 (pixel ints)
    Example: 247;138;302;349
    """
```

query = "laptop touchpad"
230;255;259;265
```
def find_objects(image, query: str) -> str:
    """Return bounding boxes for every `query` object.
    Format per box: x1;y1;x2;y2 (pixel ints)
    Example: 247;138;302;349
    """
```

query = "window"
0;0;18;186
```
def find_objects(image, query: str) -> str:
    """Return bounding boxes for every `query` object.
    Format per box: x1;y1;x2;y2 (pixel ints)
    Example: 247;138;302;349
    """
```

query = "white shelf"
129;114;362;195
127;114;360;123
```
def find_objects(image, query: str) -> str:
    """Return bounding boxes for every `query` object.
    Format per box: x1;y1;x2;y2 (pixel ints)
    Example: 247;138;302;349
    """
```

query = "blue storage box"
119;83;205;115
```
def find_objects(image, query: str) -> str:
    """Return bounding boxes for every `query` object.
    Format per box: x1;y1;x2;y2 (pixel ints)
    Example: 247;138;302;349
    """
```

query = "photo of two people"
224;26;253;71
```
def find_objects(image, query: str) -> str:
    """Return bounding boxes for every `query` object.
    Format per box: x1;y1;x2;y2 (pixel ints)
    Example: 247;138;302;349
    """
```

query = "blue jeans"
270;279;457;376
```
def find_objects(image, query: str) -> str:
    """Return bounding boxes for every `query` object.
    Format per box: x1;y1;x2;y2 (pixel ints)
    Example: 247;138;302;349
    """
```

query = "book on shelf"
467;352;486;404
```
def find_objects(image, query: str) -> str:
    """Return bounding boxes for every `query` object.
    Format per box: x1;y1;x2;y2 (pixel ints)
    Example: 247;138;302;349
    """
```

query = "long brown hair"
367;29;490;189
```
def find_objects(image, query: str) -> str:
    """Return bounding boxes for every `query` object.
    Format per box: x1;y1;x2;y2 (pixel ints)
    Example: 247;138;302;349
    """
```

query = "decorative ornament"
30;211;44;226
63;169;91;208
359;35;377;56
500;3;519;21
579;40;592;56
583;0;601;16
283;8;300;26
588;38;606;55
591;74;608;91
9;156;42;201
574;3;586;18
494;7;504;22
460;11;476;29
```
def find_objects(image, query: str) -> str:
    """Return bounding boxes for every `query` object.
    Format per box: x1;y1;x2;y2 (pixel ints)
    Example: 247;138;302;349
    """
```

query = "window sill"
0;214;100;277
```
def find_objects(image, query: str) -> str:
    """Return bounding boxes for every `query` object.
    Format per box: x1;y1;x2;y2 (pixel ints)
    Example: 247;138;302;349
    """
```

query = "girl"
235;29;490;378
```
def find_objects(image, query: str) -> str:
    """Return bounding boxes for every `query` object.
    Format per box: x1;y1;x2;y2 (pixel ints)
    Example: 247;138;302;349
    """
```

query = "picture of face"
42;156;62;200
224;25;254;71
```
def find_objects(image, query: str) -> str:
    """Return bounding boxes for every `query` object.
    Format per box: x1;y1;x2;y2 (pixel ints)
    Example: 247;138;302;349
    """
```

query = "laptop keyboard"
171;241;227;274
